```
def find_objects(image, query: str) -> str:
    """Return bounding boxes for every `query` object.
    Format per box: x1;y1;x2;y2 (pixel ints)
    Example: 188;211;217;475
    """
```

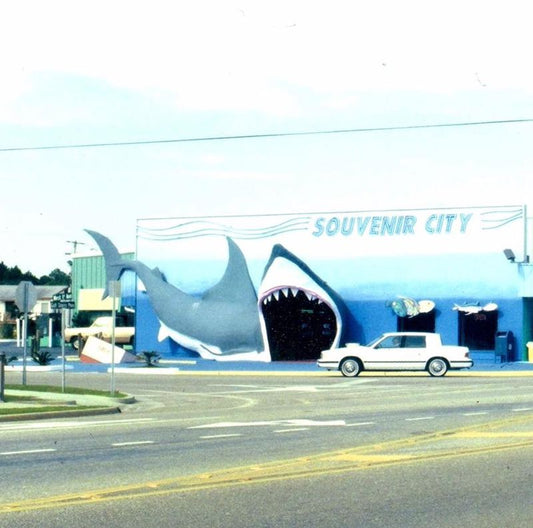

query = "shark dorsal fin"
201;238;257;305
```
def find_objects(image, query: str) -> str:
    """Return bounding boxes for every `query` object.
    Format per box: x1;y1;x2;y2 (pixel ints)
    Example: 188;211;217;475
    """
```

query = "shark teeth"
261;288;322;304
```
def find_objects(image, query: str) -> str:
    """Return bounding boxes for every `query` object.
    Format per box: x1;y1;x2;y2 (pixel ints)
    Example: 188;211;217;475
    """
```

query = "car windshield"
366;336;384;347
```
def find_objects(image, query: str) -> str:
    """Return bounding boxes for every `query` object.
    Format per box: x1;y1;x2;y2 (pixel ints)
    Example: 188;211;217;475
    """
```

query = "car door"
400;335;427;369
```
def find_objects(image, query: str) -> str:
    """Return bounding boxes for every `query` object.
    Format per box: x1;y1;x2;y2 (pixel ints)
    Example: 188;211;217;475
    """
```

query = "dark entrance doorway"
261;289;337;361
458;310;498;350
397;311;436;332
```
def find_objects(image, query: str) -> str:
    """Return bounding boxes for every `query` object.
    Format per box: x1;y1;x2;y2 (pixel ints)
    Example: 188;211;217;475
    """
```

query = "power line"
1;118;532;153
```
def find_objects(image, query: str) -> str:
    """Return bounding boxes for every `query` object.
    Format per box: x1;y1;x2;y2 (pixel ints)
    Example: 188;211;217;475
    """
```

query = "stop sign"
15;281;37;313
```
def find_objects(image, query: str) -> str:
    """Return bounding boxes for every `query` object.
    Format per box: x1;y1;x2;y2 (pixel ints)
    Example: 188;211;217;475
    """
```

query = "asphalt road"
0;371;532;527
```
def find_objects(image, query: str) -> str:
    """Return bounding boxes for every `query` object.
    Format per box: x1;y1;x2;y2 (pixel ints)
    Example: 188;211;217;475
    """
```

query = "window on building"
397;311;436;333
458;310;497;350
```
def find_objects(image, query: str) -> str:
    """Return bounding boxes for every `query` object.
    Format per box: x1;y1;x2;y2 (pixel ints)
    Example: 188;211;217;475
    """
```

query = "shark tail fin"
85;230;130;299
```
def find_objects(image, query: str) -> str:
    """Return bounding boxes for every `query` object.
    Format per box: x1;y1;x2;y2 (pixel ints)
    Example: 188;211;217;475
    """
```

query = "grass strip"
5;384;127;398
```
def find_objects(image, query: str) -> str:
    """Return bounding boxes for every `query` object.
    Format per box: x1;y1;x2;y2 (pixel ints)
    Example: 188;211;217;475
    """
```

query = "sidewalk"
2;341;533;375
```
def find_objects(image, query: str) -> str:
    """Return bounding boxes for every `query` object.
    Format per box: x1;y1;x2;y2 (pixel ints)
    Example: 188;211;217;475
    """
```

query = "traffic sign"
52;290;73;310
15;281;37;313
51;300;75;310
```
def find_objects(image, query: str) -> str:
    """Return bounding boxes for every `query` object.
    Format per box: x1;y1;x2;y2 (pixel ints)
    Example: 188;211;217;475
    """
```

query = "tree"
0;262;70;286
39;268;71;286
0;262;38;284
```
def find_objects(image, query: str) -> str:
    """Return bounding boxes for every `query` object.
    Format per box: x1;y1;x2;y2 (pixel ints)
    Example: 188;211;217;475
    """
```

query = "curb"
166;370;533;377
0;390;136;422
0;406;122;422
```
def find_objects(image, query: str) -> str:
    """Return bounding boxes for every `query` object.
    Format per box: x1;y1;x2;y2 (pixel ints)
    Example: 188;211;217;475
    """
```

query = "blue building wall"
131;252;528;361
130;206;529;362
344;297;524;359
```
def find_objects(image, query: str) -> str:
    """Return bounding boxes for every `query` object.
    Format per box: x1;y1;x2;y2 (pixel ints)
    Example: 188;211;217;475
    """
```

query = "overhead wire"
1;118;532;153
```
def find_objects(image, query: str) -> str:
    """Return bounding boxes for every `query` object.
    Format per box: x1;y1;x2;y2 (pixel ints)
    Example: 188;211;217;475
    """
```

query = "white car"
318;332;473;377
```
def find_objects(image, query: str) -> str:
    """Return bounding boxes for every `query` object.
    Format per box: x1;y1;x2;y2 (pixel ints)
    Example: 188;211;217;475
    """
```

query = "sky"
1;0;532;276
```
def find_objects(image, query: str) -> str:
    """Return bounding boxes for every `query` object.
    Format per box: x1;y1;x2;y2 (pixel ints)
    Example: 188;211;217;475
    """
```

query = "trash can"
527;342;533;363
495;331;513;362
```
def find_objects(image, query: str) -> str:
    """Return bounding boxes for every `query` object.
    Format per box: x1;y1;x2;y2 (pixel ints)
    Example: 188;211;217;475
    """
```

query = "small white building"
0;285;68;345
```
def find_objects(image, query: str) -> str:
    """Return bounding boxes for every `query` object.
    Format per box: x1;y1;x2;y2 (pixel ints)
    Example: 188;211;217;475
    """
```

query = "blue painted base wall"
131;251;528;362
134;292;526;361
343;297;525;361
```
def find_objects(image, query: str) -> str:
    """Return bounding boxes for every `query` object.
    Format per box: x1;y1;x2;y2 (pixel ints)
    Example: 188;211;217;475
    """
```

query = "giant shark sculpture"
86;230;345;361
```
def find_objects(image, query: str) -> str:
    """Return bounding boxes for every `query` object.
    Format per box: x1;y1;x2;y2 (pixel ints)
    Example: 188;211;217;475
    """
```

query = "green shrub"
0;323;15;339
31;349;54;366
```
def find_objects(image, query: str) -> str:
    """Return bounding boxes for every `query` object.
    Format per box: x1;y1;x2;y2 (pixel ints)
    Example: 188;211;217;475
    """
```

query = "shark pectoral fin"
158;325;170;342
200;344;221;355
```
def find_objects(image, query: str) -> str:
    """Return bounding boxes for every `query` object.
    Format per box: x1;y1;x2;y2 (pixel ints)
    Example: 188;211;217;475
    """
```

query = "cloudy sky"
1;0;532;275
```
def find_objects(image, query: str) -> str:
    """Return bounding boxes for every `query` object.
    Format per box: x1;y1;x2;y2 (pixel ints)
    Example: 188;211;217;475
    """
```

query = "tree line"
0;262;70;286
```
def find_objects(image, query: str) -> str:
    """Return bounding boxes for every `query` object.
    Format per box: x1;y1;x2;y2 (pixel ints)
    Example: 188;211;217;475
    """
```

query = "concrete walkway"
2;340;533;375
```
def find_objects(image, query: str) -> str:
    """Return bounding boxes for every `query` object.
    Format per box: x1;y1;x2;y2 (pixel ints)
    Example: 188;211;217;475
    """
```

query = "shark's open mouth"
259;287;338;360
258;245;343;361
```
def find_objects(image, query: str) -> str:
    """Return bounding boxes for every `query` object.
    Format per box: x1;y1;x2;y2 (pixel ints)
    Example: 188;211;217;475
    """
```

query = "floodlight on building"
503;249;516;262
503;248;530;265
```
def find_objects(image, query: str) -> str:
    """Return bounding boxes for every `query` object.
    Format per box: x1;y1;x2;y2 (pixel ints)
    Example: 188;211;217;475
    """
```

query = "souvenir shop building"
114;204;532;362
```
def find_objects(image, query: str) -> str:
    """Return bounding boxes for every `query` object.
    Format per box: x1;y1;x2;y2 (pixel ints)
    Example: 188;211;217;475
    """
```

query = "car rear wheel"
70;336;81;351
427;358;448;377
340;358;361;377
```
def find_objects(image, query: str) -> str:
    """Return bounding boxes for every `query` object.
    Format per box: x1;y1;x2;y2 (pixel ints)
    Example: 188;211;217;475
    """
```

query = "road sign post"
51;291;74;393
61;308;66;392
0;352;5;402
15;281;37;386
108;281;121;396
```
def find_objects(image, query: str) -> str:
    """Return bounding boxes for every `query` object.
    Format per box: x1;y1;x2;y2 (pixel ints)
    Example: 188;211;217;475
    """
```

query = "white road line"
111;441;155;447
346;421;376;427
462;412;489;416
189;419;346;429
199;434;242;439
1;448;57;456
0;418;155;432
405;416;435;422
511;407;533;412
274;428;309;433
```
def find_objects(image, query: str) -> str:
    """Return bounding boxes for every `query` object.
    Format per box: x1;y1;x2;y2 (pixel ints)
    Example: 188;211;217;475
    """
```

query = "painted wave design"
480;207;523;230
137;217;313;240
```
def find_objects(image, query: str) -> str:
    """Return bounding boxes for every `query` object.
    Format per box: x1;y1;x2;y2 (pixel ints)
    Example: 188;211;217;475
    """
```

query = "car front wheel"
340;358;361;377
427;358;448;377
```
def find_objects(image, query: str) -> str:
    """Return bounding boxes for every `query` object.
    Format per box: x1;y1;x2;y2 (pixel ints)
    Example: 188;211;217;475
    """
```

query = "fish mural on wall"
86;230;346;361
387;297;435;318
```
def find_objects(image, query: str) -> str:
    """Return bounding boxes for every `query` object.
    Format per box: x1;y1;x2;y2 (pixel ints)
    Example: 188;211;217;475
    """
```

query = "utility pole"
65;240;86;255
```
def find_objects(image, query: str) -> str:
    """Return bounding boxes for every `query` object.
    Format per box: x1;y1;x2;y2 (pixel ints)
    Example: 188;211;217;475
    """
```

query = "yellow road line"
456;431;533;438
1;413;532;514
